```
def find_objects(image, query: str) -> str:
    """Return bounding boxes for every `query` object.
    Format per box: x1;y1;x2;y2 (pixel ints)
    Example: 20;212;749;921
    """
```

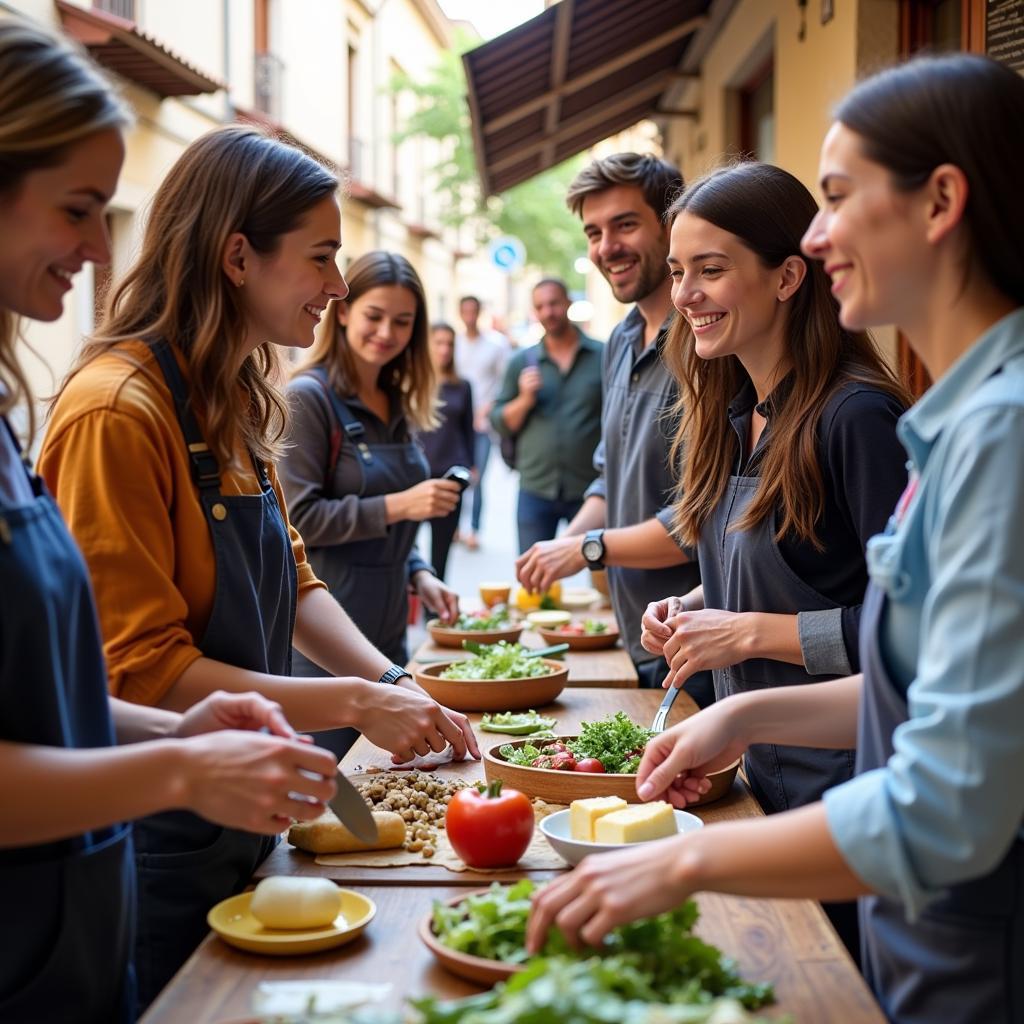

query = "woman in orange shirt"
41;125;478;1012
0;20;336;1023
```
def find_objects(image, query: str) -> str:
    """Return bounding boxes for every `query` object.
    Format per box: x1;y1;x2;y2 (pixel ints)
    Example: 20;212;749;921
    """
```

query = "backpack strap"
304;367;374;479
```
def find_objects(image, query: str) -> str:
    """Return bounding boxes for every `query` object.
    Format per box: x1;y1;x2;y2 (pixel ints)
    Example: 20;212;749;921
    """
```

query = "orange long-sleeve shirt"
38;340;325;706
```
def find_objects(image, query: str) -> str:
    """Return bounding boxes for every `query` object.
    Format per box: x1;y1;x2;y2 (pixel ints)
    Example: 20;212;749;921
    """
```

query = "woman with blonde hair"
0;18;338;1023
41;130;477;1010
281;251;463;684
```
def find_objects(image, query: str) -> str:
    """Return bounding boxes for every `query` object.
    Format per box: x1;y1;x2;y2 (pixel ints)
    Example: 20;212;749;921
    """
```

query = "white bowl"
539;807;703;865
558;587;602;611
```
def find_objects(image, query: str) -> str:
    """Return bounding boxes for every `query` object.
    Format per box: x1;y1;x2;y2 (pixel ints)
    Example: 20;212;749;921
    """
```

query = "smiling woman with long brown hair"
40;128;477;1012
643;161;911;957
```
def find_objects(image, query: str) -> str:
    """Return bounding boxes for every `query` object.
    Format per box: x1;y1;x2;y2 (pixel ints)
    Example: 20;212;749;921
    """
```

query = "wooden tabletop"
146;689;886;1024
409;607;638;689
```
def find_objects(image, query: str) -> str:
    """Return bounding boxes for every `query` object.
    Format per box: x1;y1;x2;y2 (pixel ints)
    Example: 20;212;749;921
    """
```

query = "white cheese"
570;796;628;841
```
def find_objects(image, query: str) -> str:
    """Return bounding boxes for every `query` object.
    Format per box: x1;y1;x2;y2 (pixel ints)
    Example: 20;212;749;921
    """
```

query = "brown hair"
0;18;129;436
294;251;438;431
566;153;682;220
835;54;1024;306
59;125;338;467
429;321;458;383
666;162;910;549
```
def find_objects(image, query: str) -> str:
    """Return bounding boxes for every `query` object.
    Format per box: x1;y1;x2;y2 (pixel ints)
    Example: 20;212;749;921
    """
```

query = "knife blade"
327;768;379;844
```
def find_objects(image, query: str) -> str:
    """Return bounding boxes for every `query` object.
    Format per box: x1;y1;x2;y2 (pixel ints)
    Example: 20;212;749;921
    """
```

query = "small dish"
539;807;703;866
207;889;375;956
558;586;602;611
525;610;572;629
537;623;620;651
418;891;524;985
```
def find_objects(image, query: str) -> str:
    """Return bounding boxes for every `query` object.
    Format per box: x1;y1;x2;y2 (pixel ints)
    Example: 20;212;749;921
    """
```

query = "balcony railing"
254;52;285;121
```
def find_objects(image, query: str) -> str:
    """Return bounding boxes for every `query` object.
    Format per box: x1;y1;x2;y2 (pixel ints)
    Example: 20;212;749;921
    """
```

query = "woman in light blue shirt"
526;54;1024;1024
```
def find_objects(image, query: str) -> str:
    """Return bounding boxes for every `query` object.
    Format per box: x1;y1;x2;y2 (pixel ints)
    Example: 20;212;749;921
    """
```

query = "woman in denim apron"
527;55;1023;1024
0;21;337;1024
42;132;478;1013
282;252;465;755
638;163;910;960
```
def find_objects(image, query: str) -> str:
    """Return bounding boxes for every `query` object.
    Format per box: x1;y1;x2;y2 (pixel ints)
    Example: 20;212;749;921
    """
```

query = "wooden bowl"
536;625;620;651
418;890;524;985
484;736;740;806
413;660;568;712
426;620;525;649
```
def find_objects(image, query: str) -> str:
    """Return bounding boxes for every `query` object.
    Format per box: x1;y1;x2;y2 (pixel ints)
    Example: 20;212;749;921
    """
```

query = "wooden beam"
656;107;699;118
483;14;707;137
462;48;494;196
541;0;574;169
488;68;674;175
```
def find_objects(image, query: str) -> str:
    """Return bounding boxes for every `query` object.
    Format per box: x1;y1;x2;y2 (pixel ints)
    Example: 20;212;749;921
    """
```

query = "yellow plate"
207;889;376;956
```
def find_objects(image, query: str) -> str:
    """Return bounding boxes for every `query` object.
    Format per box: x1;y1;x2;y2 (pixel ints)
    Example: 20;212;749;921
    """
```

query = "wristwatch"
378;664;413;686
581;529;606;570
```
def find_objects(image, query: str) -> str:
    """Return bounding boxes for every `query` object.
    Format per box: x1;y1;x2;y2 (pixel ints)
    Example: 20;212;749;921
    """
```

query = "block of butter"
594;801;678;844
570;796;627;842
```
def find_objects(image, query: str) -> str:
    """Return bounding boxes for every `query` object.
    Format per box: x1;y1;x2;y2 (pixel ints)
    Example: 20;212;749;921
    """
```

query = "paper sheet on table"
314;799;569;872
252;980;391;1015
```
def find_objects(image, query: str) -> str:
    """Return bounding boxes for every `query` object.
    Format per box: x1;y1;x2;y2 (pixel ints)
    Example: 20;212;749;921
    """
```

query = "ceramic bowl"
538;807;703;866
413;660;568;712
426;620;525;649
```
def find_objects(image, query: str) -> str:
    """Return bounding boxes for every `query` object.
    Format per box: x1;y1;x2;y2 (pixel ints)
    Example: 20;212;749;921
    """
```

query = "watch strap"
379;664;413;685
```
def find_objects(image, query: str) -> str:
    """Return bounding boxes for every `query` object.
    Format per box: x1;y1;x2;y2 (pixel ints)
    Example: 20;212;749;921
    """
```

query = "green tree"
390;40;586;288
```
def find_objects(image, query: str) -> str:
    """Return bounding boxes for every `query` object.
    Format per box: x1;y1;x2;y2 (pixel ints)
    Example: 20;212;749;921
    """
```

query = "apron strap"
305;366;374;468
147;340;223;492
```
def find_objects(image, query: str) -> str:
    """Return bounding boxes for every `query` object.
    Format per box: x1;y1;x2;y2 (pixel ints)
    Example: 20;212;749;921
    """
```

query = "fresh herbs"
479;711;558;735
450;607;513;631
422;881;775;1022
569;711;652;774
439;642;553;681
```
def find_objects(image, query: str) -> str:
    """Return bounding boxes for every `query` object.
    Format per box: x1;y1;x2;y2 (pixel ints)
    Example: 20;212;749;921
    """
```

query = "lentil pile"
356;769;468;858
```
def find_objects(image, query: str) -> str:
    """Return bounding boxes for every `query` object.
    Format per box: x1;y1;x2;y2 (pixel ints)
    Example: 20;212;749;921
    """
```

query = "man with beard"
492;278;603;552
515;154;712;707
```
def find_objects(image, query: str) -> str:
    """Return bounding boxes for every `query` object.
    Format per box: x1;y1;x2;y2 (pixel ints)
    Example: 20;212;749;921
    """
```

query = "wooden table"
142;690;885;1024
410;607;638;689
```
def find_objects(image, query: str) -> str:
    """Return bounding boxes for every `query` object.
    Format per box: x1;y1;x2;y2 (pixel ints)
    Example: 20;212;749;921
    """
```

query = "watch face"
583;539;601;562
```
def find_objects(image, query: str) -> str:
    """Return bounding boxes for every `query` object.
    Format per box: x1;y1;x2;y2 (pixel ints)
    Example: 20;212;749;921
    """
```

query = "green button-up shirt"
490;329;603;501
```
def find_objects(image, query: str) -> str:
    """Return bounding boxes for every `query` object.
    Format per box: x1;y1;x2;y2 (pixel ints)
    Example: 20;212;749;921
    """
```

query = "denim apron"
293;368;428;666
131;342;297;1014
0;419;135;1023
698;469;859;956
857;580;1024;1022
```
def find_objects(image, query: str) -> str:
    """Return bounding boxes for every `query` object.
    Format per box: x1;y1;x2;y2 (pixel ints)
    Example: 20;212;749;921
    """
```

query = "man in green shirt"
491;278;604;553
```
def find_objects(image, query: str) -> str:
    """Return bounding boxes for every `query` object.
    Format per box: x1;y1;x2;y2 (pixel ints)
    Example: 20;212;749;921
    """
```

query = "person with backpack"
281;251;462;679
491;278;603;553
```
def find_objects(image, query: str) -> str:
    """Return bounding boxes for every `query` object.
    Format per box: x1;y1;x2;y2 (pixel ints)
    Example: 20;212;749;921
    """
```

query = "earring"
237;279;245;287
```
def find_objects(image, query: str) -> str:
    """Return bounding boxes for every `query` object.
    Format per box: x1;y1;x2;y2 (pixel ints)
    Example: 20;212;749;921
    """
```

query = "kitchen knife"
327;768;379;844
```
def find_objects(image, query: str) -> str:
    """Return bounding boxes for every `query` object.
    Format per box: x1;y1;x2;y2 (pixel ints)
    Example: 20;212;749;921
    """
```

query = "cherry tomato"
550;752;578;771
445;780;534;868
574;758;606;773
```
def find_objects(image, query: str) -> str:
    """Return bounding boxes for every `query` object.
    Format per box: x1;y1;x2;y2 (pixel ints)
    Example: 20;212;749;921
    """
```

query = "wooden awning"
56;0;223;98
463;0;714;195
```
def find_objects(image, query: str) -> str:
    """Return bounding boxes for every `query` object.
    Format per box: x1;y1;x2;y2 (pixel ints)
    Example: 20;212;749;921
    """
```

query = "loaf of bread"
250;876;342;929
288;809;406;854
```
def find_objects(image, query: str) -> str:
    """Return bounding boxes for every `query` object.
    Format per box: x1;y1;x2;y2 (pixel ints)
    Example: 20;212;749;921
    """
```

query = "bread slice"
288;809;406;854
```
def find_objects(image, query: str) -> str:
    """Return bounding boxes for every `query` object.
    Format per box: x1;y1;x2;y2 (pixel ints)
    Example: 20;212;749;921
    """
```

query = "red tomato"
574;758;606;773
445;781;534;867
559;624;585;635
550;752;578;771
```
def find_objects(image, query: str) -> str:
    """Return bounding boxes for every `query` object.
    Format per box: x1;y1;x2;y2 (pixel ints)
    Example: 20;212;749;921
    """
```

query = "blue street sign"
488;235;525;273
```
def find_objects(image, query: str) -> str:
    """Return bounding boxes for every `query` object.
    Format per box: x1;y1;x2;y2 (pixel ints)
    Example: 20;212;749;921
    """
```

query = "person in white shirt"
454;295;509;549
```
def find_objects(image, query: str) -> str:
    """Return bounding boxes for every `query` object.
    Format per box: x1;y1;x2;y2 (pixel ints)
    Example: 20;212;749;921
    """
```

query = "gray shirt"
583;306;701;664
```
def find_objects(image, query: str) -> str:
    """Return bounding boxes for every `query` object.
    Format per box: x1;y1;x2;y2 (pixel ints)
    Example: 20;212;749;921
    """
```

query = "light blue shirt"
823;307;1024;919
